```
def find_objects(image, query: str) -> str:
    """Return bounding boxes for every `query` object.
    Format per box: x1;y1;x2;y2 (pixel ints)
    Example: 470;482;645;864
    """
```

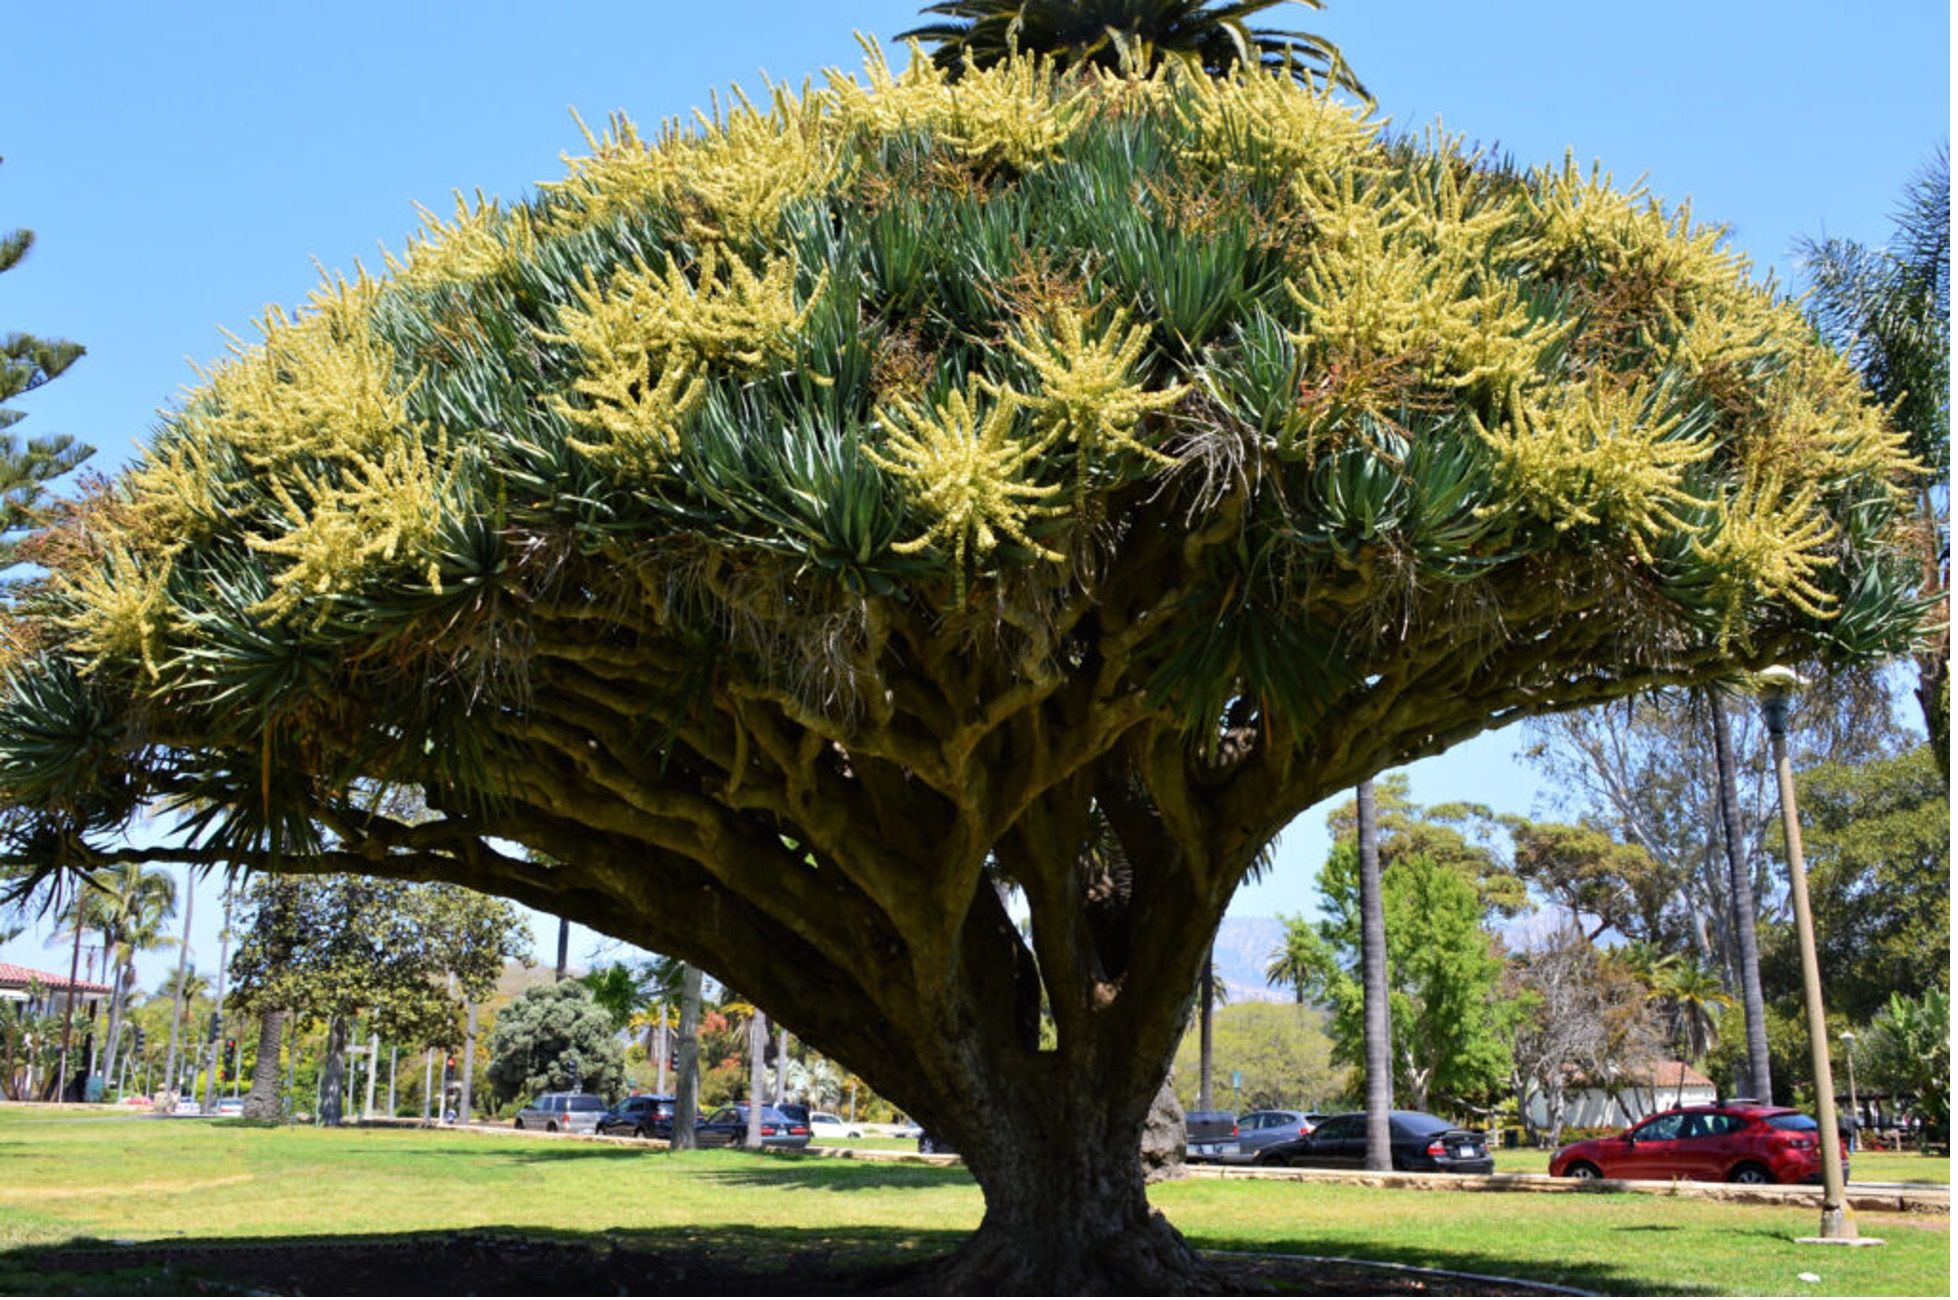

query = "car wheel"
1565;1161;1602;1180
546;1121;558;1134
1730;1163;1772;1185
514;1119;525;1130
634;1126;648;1140
919;1136;936;1154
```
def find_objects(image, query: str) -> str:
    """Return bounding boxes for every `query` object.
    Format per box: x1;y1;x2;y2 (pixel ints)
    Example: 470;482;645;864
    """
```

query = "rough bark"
1710;700;1773;1103
1141;1072;1187;1184
670;965;703;1150
242;1009;287;1120
319;1015;348;1126
1357;781;1393;1173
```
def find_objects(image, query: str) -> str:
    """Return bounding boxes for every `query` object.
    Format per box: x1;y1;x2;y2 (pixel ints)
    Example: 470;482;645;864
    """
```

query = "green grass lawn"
0;1108;1945;1296
1488;1145;1951;1185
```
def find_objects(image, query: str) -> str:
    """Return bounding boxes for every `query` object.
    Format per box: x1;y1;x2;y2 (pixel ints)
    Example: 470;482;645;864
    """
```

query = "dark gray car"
514;1091;608;1134
1184;1109;1239;1162
1218;1109;1324;1164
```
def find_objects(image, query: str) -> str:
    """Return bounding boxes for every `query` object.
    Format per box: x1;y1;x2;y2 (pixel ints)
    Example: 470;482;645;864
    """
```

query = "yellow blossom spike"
867;382;1066;594
1005;304;1185;500
60;547;174;681
1691;471;1842;648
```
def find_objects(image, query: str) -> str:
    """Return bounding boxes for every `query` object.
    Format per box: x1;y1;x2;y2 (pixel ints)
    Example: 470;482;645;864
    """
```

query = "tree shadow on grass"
1188;1229;1717;1297
692;1160;976;1193
0;1225;969;1297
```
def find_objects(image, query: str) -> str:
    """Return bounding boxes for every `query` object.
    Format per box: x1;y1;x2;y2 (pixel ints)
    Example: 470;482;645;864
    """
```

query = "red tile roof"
0;962;112;995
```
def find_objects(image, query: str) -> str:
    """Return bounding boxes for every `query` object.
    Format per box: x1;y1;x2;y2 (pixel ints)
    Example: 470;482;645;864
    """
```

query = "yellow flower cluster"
1169;64;1380;202
382;191;534;291
1691;472;1841;644
1528;155;1743;317
867;383;1065;585
1285;168;1561;444
827;40;1088;170
545;85;839;243
1007;304;1185;500
1472;379;1714;563
246;436;460;623
61;547;174;681
548;246;825;470
185;272;410;467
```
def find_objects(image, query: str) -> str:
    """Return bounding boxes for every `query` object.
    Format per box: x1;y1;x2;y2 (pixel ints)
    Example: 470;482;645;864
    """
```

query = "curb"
1183;1163;1950;1214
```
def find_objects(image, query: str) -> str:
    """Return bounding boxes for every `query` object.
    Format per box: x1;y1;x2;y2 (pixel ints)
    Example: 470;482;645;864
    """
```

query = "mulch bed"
25;1236;1585;1295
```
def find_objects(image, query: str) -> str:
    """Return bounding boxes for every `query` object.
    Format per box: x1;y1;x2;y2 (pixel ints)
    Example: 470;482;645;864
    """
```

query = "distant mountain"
1209;916;1292;1006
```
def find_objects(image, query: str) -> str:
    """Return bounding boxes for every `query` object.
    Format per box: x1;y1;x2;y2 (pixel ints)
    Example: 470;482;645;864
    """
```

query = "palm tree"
669;963;704;1150
1797;146;1950;773
1356;779;1391;1173
1706;692;1772;1103
161;866;195;1101
1656;960;1731;1107
1196;947;1217;1110
900;0;1365;95
1263;920;1315;1004
81;864;176;1089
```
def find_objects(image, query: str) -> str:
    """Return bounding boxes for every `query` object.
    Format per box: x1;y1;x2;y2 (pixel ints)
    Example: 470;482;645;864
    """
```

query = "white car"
806;1111;864;1141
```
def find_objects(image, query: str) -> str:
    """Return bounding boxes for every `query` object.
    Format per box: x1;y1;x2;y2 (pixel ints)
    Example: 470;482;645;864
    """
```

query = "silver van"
514;1091;608;1133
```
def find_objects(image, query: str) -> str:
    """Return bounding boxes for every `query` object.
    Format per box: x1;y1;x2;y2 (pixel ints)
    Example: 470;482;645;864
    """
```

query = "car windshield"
568;1096;606;1111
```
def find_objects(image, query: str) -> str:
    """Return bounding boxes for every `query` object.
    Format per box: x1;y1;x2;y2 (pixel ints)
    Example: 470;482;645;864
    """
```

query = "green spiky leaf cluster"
0;45;1927;870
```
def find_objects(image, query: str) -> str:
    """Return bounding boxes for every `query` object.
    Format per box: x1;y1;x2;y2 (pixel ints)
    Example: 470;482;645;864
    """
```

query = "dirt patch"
27;1235;1584;1295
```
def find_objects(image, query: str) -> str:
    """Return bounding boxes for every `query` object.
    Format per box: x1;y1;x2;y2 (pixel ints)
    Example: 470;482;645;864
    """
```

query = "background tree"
0;49;1924;1291
1861;988;1950;1148
228;874;529;1123
1798;147;1950;769
1170;1000;1335;1110
0;161;92;572
1759;745;1948;1023
486;981;626;1108
901;0;1364;92
1354;779;1390;1171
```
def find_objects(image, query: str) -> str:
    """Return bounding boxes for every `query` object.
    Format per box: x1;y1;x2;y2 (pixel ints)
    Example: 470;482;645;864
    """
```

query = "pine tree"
0;164;92;569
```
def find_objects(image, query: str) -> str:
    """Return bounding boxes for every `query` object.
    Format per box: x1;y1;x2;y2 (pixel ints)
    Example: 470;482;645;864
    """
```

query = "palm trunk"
1711;699;1773;1103
670;964;703;1150
746;1009;767;1148
1196;950;1214;1111
162;867;193;1105
774;1023;788;1104
554;917;570;981
242;1009;287;1120
101;949;126;1090
1358;780;1393;1172
319;1014;348;1126
363;1030;380;1119
458;1001;477;1125
201;884;233;1115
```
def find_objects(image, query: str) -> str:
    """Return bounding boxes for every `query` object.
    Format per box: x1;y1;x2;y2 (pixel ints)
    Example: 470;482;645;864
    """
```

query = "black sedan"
693;1104;812;1150
1254;1110;1493;1174
595;1093;676;1139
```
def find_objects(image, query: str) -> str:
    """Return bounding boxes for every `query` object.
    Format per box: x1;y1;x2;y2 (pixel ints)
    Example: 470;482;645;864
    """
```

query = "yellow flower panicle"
1170;64;1380;203
246;435;461;623
829;40;1087;171
867;382;1066;586
548;246;826;471
61;547;174;681
1285;165;1563;446
1692;471;1842;646
1006;304;1186;499
382;190;534;291
1473;378;1715;563
1529;154;1744;318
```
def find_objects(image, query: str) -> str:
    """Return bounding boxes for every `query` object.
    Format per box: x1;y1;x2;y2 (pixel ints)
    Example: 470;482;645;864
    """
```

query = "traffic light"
223;1038;237;1080
132;1027;147;1054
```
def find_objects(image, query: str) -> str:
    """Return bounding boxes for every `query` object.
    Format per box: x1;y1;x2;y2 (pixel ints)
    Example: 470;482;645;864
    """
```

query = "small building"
0;961;112;1016
1525;1060;1717;1131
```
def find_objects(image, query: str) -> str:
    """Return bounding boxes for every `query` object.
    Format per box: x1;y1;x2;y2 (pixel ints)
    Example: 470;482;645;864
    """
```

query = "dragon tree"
0;47;1927;1291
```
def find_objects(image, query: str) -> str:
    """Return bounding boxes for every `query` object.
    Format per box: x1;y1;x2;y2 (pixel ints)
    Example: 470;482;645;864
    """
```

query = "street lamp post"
1758;668;1874;1246
1840;1032;1859;1152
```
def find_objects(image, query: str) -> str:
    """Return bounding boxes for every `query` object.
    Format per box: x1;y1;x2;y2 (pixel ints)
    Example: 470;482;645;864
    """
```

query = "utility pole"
458;1001;477;1126
201;883;234;1115
388;1045;399;1117
775;1024;789;1103
1759;668;1875;1247
363;1029;380;1120
55;885;85;1102
422;1049;434;1122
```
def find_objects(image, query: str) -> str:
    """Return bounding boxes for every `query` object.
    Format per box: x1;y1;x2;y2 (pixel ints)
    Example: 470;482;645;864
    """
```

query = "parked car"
694;1104;811;1150
1550;1103;1849;1185
514;1091;609;1134
214;1097;244;1117
1184;1109;1239;1162
1256;1110;1494;1174
596;1093;676;1139
1217;1109;1326;1165
807;1111;863;1141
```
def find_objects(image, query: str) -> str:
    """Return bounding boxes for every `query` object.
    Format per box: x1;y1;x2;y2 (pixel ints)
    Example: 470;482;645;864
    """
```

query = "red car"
1549;1104;1849;1185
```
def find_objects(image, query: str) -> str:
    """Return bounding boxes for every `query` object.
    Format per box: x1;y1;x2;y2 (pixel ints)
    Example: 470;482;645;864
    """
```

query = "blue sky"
1;1;1947;988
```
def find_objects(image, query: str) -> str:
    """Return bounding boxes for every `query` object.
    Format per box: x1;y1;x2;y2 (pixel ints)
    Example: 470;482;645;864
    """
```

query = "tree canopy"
486;980;627;1105
0;47;1928;1291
